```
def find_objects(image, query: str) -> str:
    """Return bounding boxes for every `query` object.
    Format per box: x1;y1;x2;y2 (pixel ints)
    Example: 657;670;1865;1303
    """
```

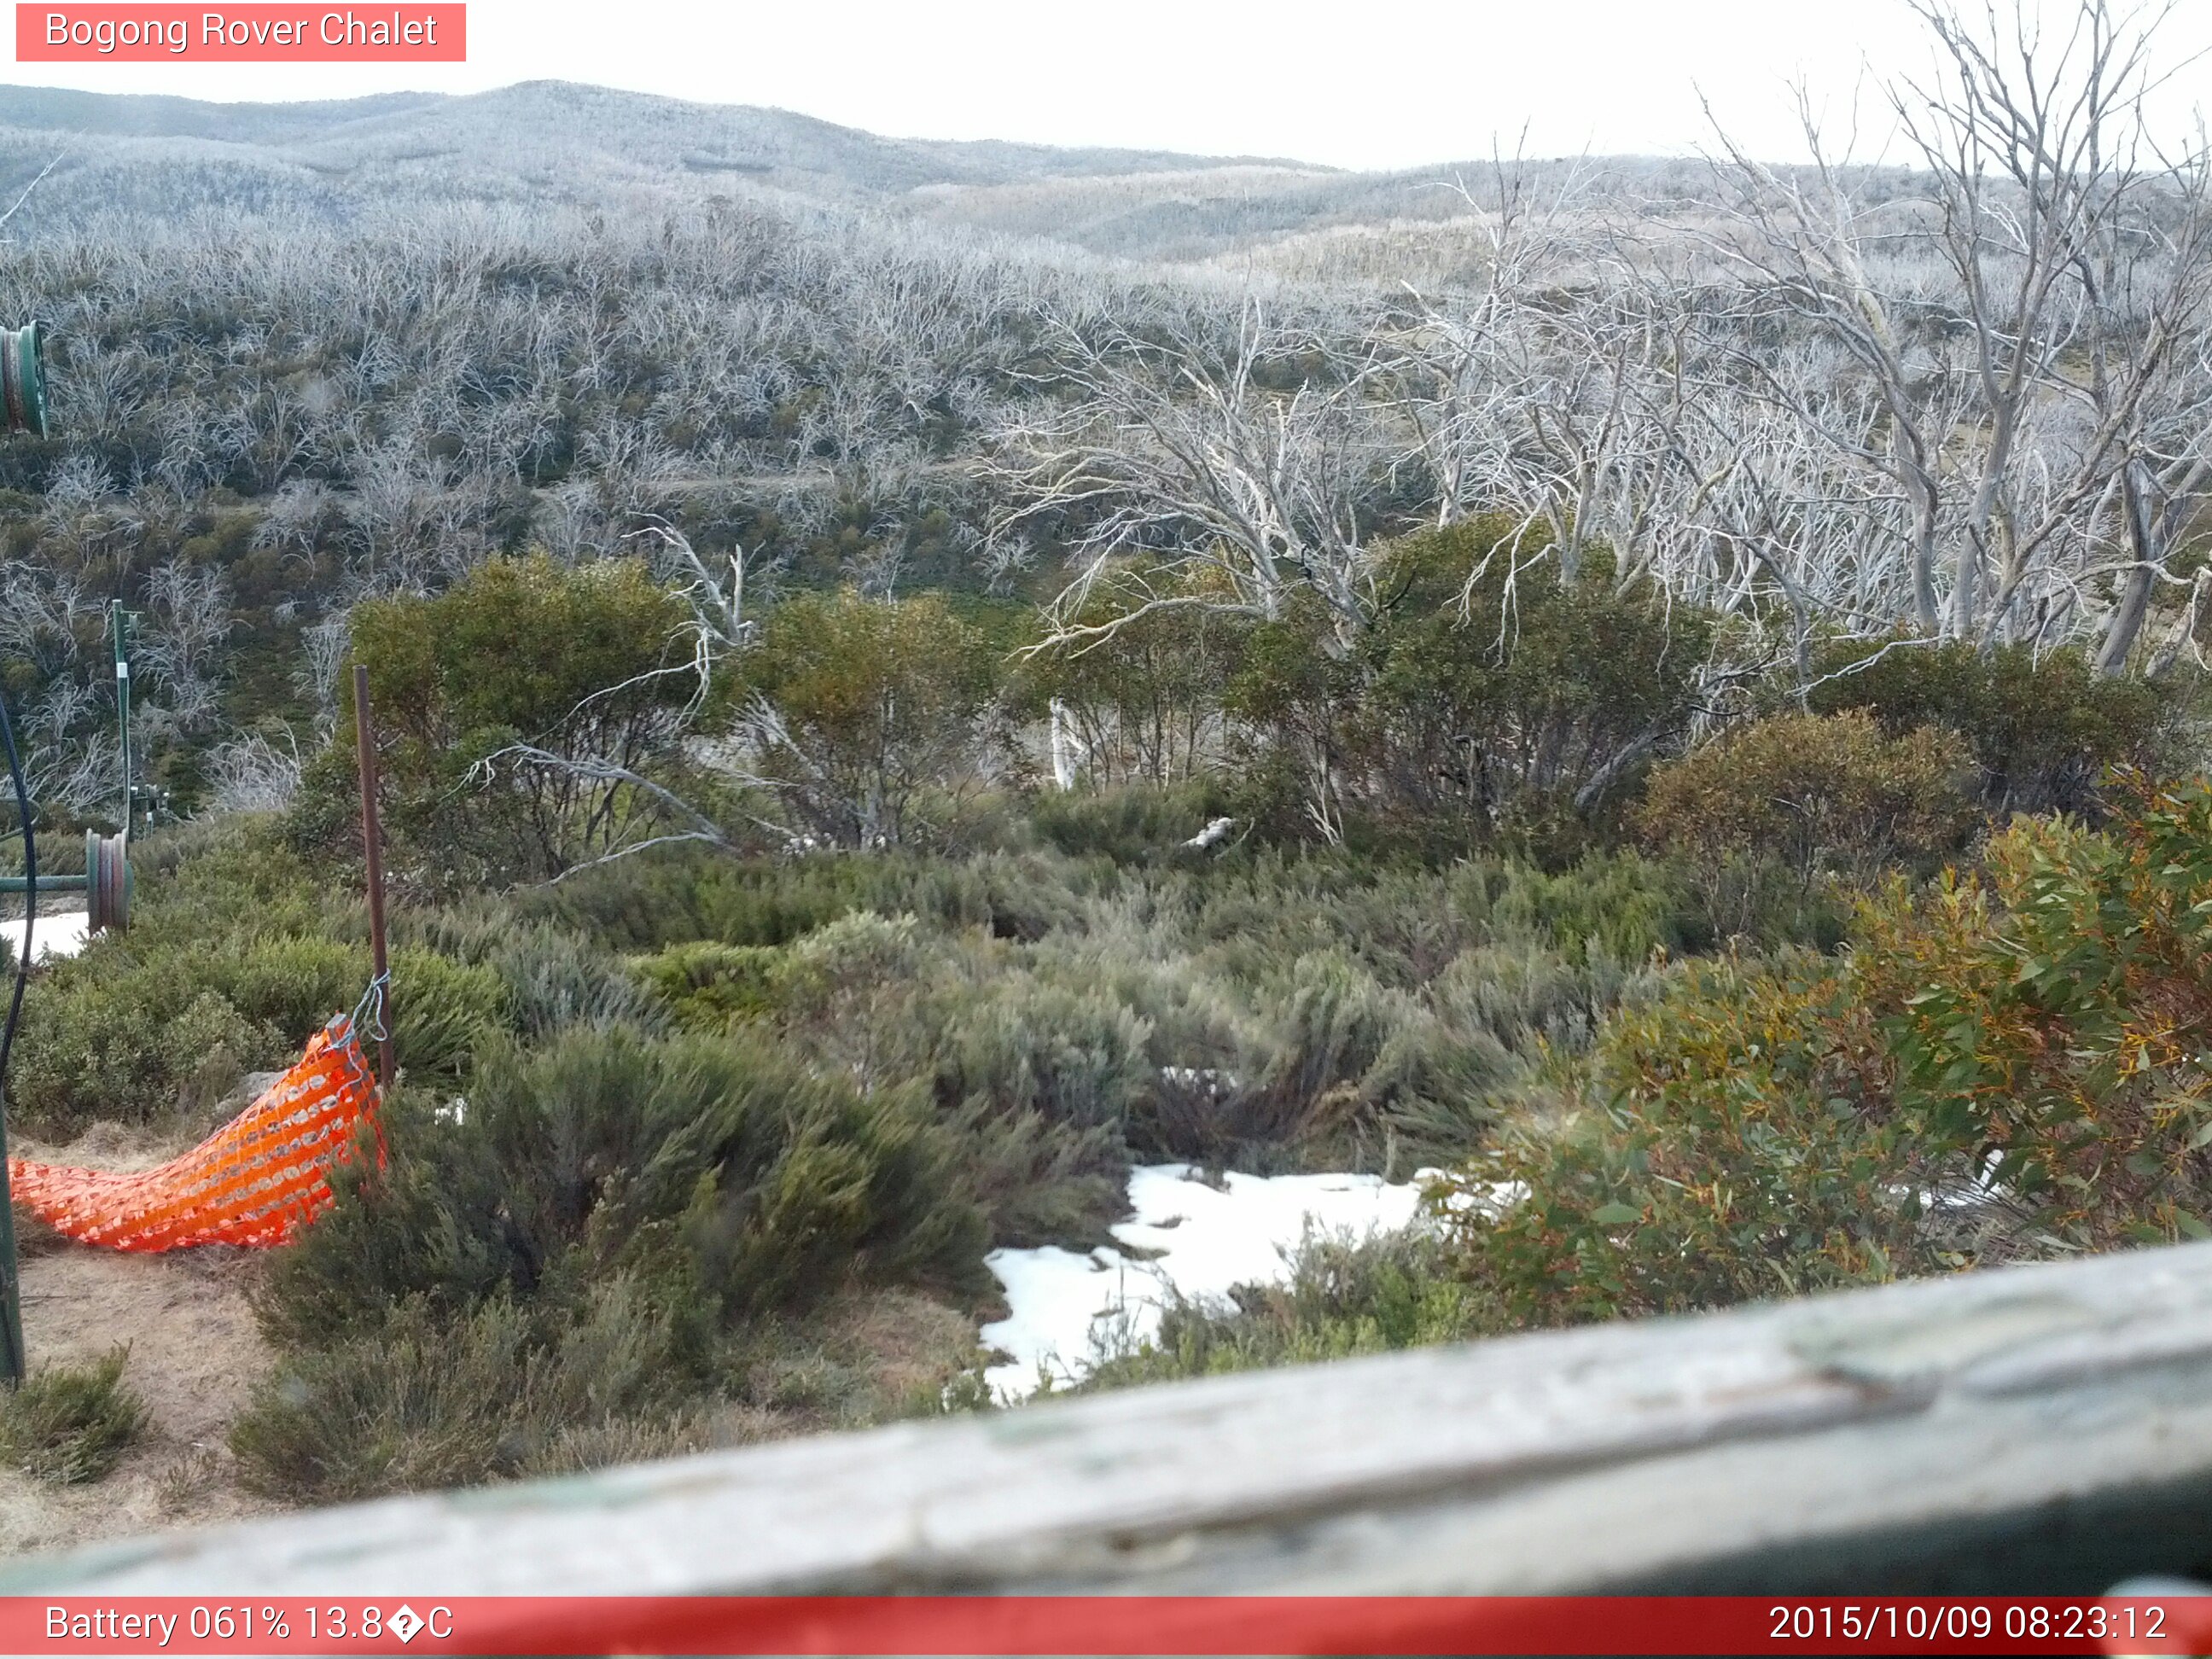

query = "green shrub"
1242;950;1398;1150
416;910;659;1039
631;940;786;1029
778;911;926;1010
1853;773;2212;1247
258;1025;992;1348
1366;527;1713;821
1636;709;1975;938
232;1287;696;1502
549;843;1089;954
622;912;1152;1246
931;978;1153;1135
124;818;346;950
488;925;661;1039
1441;773;2212;1330
941;1100;1127;1249
242;1020;994;1502
311;554;703;888
1023;781;1243;866
921;978;1152;1237
1450;853;1700;965
207;934;361;1039
1080;1228;1482;1390
1014;572;1243;789
387;947;508;1075
11;953;285;1135
3;819;390;1132
1360;941;1660;1164
10;928;506;1134
1222;521;1714;841
1441;952;1928;1326
2;1348;147;1484
1179;851;1697;987
1803;638;2174;814
237;1273;991;1503
743;587;998;848
236;1299;537;1500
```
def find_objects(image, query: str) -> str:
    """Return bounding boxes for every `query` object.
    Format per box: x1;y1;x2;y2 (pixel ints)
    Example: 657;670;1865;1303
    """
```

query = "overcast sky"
9;1;2212;170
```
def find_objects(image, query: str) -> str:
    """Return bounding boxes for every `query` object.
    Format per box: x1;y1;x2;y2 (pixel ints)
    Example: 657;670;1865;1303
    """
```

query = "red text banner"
3;1595;2209;1656
17;5;464;61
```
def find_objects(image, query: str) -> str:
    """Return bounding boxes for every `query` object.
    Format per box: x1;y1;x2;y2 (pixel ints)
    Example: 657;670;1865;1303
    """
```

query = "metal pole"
352;665;394;1093
110;606;131;839
0;688;33;1387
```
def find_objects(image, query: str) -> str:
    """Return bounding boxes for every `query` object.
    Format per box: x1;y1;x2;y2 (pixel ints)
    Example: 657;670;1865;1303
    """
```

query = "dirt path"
0;1120;987;1558
0;1242;276;1556
0;1112;279;1559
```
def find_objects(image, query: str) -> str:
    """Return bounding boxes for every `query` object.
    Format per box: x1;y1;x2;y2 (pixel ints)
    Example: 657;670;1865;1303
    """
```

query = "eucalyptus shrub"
1443;773;2212;1330
1803;638;2175;815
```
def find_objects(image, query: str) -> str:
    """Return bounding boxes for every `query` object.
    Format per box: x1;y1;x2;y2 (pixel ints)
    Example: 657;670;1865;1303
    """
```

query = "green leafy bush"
414;907;659;1039
940;1099;1126;1249
1442;952;1926;1325
630;940;786;1029
11;929;505;1134
488;925;661;1039
1804;639;2173;815
295;554;702;888
8;823;358;1132
1636;710;1975;938
207;934;361;1039
1441;773;2212;1331
1639;711;1973;880
119;818;348;948
743;587;998;847
1014;568;1243;787
240;1024;993;1499
387;948;508;1075
932;977;1154;1136
632;912;1144;1244
550;842;1088;953
1854;773;2212;1246
1023;781;1243;866
2;1348;147;1484
1223;521;1714;845
11;952;286;1135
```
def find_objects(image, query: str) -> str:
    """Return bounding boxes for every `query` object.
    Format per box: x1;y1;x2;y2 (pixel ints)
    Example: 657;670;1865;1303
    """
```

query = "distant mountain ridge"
0;79;1793;267
0;79;1331;193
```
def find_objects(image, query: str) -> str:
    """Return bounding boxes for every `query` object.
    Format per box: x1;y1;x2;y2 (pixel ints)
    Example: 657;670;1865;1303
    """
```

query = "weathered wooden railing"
13;1240;2212;1594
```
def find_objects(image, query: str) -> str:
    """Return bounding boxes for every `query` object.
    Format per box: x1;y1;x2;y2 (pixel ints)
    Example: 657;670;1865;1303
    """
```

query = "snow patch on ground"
0;911;90;964
981;1163;1434;1401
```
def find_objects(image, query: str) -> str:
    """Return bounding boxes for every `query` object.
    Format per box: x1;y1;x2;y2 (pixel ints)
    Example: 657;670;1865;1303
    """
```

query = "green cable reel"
0;602;135;932
0;323;49;439
84;828;130;934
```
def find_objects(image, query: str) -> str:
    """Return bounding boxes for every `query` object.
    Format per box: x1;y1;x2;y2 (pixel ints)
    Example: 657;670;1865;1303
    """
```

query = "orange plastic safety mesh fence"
7;1013;378;1253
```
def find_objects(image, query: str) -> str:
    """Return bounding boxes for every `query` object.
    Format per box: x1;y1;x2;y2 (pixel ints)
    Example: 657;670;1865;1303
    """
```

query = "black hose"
0;684;28;1382
0;684;30;1092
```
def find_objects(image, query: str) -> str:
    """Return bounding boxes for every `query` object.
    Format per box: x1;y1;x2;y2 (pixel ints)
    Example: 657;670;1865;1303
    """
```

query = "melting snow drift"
0;911;90;964
981;1162;1431;1401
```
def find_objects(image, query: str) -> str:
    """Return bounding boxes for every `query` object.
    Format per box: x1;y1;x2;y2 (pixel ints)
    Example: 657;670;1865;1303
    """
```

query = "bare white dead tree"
990;303;1398;657
1047;696;1086;792
628;519;757;659
1701;0;2212;667
202;729;304;814
138;559;233;736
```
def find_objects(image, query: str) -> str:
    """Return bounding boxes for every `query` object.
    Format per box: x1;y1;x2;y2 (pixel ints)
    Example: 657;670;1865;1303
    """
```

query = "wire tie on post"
349;969;391;1046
